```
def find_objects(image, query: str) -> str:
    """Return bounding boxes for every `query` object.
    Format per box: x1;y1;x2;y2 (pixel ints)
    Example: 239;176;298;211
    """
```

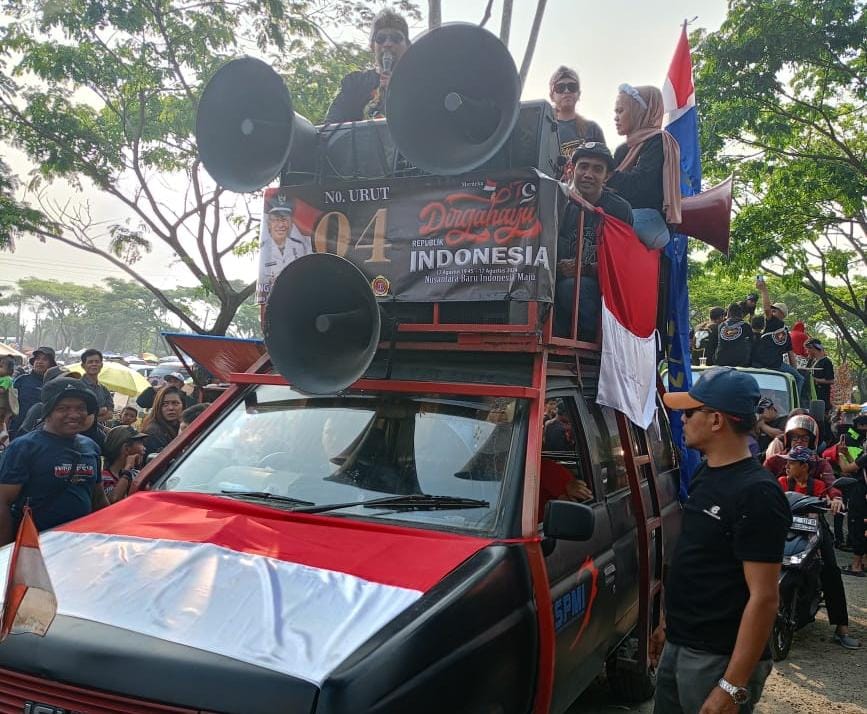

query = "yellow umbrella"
141;352;159;363
98;361;150;397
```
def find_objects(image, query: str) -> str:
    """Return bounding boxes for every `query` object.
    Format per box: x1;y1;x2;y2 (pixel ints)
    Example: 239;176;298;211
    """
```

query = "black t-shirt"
751;316;792;369
811;356;834;405
557;118;606;152
557;190;633;271
324;69;381;123
715;318;753;367
608;134;665;213
665;457;791;656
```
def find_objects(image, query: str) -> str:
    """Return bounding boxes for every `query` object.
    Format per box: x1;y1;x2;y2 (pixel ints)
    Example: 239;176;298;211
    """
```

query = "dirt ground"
572;547;866;713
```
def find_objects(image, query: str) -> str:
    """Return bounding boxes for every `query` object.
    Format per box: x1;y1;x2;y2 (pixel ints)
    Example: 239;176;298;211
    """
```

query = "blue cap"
663;366;761;417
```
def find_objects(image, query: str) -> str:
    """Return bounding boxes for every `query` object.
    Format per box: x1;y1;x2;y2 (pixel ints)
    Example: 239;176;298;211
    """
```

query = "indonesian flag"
596;213;660;428
0;507;57;641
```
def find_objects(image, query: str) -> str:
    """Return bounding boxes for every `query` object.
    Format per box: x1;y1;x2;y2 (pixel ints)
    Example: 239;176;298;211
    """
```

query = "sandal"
841;567;866;577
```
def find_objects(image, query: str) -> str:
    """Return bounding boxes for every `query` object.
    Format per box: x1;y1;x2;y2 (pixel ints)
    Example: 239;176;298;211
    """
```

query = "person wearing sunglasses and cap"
0;377;109;545
549;66;605;162
652;367;791;713
324;8;411;123
555;141;632;340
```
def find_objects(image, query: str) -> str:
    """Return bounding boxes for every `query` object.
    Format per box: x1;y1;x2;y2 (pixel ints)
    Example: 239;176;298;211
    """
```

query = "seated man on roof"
324;8;411;123
555;142;633;340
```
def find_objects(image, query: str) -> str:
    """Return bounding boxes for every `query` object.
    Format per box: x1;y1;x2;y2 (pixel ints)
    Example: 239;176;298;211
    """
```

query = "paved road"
572;548;866;713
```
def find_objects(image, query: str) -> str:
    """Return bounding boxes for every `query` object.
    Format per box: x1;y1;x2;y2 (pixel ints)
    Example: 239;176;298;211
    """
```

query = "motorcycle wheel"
772;599;795;662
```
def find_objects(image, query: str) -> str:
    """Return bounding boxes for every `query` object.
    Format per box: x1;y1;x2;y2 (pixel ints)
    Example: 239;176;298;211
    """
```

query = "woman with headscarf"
606;84;682;250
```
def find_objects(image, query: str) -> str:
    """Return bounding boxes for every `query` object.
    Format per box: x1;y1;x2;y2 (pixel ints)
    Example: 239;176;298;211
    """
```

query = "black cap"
267;193;294;215
805;338;824;350
570;142;615;171
29;346;57;366
41;377;98;416
104;425;148;461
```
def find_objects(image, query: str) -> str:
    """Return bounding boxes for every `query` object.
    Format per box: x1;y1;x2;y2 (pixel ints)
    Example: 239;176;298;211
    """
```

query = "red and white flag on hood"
0;506;57;641
596;212;660;429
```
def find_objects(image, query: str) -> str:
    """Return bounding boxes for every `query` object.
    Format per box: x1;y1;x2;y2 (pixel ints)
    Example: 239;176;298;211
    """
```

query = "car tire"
606;658;656;703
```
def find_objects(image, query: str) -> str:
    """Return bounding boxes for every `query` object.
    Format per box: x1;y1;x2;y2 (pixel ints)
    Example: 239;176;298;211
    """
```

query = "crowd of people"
0;345;208;545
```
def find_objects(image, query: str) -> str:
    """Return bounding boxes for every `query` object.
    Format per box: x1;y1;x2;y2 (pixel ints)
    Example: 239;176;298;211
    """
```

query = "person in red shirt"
777;446;828;497
789;321;809;357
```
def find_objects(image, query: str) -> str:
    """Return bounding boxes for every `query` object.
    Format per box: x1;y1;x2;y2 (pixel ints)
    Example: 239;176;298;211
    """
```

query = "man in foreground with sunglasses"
653;367;791;713
548;66;605;158
325;8;410;123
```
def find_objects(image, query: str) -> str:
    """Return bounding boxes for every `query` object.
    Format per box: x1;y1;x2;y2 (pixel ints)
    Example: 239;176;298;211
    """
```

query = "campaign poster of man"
256;189;314;305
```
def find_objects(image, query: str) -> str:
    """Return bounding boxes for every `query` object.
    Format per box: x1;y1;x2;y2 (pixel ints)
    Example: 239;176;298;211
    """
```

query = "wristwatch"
718;677;749;705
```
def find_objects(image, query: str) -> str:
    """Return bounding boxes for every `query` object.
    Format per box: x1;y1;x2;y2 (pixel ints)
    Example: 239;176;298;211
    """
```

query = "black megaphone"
195;57;317;192
386;23;521;175
263;254;381;394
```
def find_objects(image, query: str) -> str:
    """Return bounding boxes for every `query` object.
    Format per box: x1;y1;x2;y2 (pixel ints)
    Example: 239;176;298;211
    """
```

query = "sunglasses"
683;407;716;420
374;30;405;45
554;82;579;94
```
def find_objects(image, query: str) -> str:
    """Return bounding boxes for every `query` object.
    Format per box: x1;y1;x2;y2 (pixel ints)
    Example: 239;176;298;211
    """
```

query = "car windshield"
670;368;794;415
158;385;525;534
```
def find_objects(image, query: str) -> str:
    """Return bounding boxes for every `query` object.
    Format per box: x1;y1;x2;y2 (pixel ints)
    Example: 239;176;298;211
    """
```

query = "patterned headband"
618;83;648;110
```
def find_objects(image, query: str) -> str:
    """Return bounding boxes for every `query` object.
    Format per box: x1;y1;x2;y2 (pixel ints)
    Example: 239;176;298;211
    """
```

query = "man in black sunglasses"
654;367;792;713
548;66;605;160
325;8;411;123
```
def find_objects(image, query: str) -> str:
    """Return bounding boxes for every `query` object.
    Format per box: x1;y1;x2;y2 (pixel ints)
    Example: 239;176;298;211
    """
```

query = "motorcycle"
772;477;856;661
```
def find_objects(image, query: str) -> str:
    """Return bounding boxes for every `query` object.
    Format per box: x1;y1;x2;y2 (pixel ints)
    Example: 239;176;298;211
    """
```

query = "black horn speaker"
386;23;521;175
263;254;381;394
196;57;317;193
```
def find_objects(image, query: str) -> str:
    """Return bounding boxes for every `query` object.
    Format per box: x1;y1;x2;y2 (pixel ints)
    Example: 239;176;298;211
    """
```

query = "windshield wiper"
220;490;314;507
294;494;490;515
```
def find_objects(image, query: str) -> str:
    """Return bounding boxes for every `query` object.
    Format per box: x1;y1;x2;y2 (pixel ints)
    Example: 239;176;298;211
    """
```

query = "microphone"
381;51;394;74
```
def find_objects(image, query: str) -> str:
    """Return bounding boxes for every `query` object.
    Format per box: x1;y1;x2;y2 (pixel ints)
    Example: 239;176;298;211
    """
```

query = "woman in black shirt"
607;84;682;250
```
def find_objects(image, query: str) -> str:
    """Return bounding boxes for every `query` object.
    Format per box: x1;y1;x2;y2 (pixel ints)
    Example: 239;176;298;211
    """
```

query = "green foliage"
0;157;53;249
693;0;867;363
0;0;417;334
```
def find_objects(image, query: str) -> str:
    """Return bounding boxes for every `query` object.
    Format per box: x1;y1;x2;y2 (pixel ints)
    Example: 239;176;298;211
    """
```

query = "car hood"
0;491;493;687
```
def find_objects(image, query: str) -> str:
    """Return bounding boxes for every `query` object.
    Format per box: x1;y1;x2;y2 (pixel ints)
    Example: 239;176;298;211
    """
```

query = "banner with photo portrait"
257;169;566;305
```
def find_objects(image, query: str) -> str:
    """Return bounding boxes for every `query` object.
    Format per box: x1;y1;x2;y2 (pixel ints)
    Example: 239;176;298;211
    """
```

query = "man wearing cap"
8;346;56;441
101;425;147;503
256;193;313;307
135;371;194;410
653;367;791;713
805;338;834;409
555;142;632;340
325;8;411;123
0;377;109;545
549;66;605;160
739;292;759;320
751;278;804;395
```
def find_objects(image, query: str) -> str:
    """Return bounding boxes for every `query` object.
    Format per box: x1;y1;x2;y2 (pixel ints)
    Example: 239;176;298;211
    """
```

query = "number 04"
313;208;391;263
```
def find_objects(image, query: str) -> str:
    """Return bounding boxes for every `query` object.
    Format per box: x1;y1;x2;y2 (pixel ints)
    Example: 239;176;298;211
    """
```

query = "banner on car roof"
256;169;566;305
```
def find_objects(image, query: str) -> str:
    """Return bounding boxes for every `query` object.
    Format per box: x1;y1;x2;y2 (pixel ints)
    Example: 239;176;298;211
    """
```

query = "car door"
582;398;640;646
543;390;616;713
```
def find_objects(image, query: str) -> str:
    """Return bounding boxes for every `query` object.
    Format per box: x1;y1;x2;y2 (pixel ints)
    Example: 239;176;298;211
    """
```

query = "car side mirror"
542;500;595;541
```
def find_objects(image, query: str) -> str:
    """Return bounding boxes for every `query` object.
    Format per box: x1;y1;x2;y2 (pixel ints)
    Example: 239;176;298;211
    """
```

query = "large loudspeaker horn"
264;254;381;395
678;175;733;255
196;57;317;193
386;23;521;175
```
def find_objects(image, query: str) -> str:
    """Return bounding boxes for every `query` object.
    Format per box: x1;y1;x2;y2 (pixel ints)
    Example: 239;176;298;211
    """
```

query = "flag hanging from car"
0;506;57;641
596;213;660;429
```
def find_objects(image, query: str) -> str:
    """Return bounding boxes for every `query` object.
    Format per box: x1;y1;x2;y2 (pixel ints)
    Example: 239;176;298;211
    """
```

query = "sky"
0;0;729;304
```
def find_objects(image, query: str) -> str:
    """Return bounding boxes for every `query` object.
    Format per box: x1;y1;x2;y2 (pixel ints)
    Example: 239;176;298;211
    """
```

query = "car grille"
0;668;198;714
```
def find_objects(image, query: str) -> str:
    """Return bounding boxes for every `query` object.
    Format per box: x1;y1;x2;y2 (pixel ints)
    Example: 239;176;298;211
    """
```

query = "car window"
158;385;525;535
541;396;594;516
582;398;628;494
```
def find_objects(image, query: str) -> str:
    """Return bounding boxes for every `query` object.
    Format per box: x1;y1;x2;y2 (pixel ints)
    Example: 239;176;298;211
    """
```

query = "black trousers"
819;519;848;627
848;482;867;556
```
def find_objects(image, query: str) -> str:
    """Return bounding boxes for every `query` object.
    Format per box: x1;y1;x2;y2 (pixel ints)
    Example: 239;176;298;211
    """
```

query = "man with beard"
8;346;56;441
0;377;108;545
555;142;632;340
325;8;411;123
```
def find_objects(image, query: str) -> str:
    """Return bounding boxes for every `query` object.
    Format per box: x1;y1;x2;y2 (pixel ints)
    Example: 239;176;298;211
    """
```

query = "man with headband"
325;8;411;123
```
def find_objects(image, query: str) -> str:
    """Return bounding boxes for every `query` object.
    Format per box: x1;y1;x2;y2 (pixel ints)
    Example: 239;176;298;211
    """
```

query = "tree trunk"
499;0;513;45
428;0;441;30
518;0;548;87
